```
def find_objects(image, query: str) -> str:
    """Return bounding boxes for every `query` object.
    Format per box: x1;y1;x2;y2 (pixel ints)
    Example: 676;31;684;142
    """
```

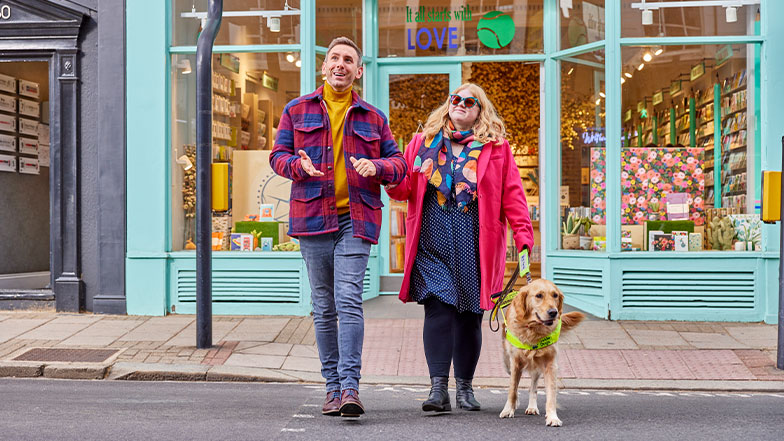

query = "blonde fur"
421;83;506;145
499;279;585;427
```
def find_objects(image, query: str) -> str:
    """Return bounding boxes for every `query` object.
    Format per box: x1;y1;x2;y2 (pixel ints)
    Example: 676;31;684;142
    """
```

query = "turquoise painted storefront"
126;1;784;323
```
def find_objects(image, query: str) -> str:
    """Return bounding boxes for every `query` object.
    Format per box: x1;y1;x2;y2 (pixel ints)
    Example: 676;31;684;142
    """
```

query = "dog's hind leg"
524;370;540;415
543;365;562;427
499;358;523;419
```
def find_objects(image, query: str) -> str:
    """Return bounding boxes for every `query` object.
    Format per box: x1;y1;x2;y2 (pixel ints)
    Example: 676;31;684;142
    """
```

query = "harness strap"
505;319;562;351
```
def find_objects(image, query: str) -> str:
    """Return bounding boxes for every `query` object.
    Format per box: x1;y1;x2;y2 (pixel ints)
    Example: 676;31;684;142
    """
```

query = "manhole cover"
13;348;119;363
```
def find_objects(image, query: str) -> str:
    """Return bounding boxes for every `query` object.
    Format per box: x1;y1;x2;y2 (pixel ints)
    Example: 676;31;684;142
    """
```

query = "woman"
386;83;534;412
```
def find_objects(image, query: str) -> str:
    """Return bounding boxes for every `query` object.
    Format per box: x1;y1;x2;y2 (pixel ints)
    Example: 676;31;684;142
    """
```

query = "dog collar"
505;319;561;351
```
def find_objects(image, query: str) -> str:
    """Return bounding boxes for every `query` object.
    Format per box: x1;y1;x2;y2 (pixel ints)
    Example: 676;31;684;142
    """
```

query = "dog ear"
556;285;564;313
515;285;530;318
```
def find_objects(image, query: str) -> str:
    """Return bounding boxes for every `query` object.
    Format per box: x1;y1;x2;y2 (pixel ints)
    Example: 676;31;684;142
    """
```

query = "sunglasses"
449;94;481;109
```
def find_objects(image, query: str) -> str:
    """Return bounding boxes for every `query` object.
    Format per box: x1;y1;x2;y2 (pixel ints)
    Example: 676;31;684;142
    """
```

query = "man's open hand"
298;150;325;177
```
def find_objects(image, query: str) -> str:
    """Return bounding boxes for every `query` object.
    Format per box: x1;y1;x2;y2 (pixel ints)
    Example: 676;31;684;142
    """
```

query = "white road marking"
281;428;306;432
292;414;314;418
302;404;318;407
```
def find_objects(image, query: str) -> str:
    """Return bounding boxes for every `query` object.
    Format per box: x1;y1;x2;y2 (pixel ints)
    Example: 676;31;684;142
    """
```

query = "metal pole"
196;0;222;349
778;136;784;370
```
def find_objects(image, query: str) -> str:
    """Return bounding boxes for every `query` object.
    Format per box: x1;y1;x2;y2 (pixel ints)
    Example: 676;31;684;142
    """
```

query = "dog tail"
560;311;585;332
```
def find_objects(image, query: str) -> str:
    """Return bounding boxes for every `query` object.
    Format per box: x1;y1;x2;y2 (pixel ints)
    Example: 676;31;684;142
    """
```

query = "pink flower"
651;176;660;184
621;171;629;180
647;152;657;162
634;212;645;223
663;153;673;161
694;168;703;176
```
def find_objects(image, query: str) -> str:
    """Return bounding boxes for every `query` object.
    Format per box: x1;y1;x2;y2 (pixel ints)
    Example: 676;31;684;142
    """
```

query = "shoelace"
330;390;341;400
344;389;357;398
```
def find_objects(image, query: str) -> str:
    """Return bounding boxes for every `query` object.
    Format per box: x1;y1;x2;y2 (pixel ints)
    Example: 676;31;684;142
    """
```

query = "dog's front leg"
525;369;540;415
499;356;522;418
543;365;561;426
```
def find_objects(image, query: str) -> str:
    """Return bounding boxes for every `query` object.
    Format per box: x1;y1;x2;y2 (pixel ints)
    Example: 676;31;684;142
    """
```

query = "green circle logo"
477;11;516;49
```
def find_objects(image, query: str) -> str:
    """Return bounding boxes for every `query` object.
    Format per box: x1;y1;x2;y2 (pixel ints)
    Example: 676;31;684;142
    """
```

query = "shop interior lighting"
286;52;296;63
631;1;760;24
182;0;299;33
295;59;302;68
567;67;574;76
176;59;192;75
654;46;664;56
595;98;601;105
637;62;645;71
624;70;633;78
726;6;737;22
621;77;626;84
642;8;653;25
599;92;606;98
643;51;653;62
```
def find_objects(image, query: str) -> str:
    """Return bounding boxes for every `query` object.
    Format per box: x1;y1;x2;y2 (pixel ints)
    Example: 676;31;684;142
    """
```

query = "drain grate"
13;348;119;363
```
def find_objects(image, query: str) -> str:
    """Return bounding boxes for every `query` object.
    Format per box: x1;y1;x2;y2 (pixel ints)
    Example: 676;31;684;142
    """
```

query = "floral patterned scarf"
413;121;484;212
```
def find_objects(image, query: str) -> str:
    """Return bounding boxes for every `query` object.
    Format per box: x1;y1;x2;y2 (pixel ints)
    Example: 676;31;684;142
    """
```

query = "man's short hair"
326;37;363;65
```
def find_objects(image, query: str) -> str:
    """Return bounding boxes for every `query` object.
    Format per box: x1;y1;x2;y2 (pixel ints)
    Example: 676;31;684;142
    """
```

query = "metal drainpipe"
196;0;223;349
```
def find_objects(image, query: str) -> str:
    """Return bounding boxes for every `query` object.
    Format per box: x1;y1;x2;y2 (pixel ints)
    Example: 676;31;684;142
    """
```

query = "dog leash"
489;262;532;332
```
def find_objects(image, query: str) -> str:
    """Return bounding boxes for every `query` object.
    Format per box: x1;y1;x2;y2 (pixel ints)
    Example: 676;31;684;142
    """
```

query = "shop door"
377;64;461;286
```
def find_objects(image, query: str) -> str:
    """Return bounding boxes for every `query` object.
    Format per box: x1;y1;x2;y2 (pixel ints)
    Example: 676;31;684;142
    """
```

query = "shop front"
126;0;783;323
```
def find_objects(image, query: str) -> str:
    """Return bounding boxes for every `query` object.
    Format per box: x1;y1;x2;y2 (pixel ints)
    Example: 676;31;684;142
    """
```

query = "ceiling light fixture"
643;51;653;62
621;77;626;84
567;67;574;75
725;6;737;22
599;92;606;98
638;63;645;71
268;16;281;32
286;53;295;63
295;59;302;68
642;9;653;25
595;98;601;105
654;46;664;56
624;70;633;78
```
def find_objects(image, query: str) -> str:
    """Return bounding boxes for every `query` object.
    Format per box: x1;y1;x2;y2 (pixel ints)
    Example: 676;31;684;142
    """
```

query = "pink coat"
386;133;535;311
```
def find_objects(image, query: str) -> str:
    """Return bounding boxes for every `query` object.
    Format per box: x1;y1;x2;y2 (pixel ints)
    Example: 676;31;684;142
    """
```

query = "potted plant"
648;201;660;221
561;212;581;249
578;217;595;250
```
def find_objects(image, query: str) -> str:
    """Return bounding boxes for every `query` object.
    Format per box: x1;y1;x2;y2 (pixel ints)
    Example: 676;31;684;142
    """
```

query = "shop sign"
715;45;733;68
262;72;278;91
219;54;240;73
579;129;606;147
404;6;515;50
637;101;644;112
670;79;682;97
652;90;663;106
690;62;705;81
624;108;632;122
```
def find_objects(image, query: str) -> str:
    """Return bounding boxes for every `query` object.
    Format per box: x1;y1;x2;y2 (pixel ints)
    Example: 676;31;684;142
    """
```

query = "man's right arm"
269;105;307;181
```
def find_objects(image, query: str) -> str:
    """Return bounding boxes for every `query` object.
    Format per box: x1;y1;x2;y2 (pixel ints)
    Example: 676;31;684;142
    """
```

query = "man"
270;37;406;418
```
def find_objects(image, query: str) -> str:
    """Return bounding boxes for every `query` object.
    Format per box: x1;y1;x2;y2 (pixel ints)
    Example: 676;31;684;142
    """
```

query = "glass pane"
171;52;300;251
559;0;606;50
172;0;301;46
464;61;542;274
622;1;758;38
387;73;449;272
620;44;758;252
560;51;605;252
378;0;544;57
316;0;363;48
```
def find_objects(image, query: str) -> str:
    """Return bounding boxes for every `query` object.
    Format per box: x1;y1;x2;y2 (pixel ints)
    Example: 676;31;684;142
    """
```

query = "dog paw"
545;415;562;427
499;406;516;419
524;406;539;415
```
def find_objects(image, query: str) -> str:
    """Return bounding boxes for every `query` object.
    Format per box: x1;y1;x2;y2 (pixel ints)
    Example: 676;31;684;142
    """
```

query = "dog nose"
547;308;558;318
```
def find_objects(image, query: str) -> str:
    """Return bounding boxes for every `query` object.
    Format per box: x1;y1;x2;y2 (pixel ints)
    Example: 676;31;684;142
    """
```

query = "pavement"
1;296;783;391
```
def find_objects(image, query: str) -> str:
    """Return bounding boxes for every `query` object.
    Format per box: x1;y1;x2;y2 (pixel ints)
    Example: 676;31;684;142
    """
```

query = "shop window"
621;1;758;38
559;0;605;50
171;52;300;251
316;0;362;48
171;0;301;47
465;61;542;273
560;51;605;251
618;44;759;252
378;0;544;58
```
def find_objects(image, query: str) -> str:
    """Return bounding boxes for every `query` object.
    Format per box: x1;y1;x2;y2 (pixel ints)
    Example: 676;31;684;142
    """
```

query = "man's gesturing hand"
298;150;325;177
350;156;377;177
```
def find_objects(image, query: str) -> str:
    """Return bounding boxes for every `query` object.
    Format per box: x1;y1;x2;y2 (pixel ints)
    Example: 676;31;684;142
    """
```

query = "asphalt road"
1;379;783;440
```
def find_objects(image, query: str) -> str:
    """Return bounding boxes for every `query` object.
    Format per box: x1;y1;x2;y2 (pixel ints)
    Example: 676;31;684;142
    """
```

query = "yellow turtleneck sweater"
323;82;352;214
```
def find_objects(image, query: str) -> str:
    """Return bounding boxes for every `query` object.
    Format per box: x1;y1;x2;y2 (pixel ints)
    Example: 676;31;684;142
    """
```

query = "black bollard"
196;0;223;349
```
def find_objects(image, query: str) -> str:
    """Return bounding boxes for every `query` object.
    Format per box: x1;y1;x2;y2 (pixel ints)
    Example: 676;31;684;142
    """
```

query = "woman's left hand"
350;156;377;177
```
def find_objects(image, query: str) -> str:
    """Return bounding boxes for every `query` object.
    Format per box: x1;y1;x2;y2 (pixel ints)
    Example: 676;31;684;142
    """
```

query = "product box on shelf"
0;113;16;133
230;233;256;251
18;99;39;118
0;153;15;172
0;94;16;113
18;80;39;99
0;133;15;153
18;157;39;175
0;73;15;94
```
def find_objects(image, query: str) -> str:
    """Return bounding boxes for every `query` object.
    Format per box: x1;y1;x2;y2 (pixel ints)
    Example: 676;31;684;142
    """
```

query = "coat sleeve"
269;104;308;182
370;116;407;186
384;134;422;201
500;140;535;253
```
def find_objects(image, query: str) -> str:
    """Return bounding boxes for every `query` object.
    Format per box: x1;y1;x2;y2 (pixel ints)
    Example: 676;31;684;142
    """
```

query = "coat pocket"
352;125;381;157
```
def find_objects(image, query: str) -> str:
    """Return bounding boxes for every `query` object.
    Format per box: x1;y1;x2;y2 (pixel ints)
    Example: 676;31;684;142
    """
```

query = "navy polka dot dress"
410;181;482;314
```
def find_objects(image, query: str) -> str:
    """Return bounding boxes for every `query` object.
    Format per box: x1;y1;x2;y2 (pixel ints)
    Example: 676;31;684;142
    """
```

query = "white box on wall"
0;94;16;113
0;73;15;94
18;118;37;137
38;123;49;144
18;157;39;175
0;133;15;153
38;144;50;167
19;137;38;155
18;99;39;118
18;80;39;99
0;113;16;133
0;153;16;172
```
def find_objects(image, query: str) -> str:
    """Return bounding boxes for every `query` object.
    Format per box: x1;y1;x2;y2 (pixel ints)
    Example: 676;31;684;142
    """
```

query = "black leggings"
422;297;483;379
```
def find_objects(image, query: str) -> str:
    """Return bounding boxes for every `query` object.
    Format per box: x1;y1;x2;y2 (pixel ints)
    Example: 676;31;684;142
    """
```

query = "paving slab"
58;319;145;346
205;365;299;382
579;336;639;350
43;363;108;380
0;360;44;377
621;350;696;380
626;329;691;347
0;318;51;343
680;332;749;349
565;350;635;379
163;319;238;347
117;318;191;342
234;342;293;356
725;326;778;349
288;344;318;358
680;350;755;380
280;355;322;372
223;353;285;369
222;317;290;342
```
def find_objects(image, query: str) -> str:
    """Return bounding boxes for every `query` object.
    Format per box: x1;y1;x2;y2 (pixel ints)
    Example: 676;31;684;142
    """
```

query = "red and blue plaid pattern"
270;86;406;244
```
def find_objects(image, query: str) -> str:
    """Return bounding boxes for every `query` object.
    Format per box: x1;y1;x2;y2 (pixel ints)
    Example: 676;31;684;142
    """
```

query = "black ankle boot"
455;377;481;411
422;376;451;412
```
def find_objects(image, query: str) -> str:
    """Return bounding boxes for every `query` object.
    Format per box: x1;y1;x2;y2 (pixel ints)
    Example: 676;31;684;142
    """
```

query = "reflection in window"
171;52;300;251
378;0;544;57
172;0;301;47
560;52;605;251
559;0;606;50
621;1;757;38
316;0;362;48
620;44;758;252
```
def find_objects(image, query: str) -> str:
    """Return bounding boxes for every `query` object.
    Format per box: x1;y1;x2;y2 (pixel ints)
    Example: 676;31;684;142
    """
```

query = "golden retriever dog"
499;279;584;426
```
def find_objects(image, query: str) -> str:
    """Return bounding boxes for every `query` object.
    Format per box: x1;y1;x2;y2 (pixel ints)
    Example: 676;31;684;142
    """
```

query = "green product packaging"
234;221;279;246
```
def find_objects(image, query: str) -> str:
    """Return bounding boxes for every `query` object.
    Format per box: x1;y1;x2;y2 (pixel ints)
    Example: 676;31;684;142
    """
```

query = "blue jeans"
299;213;370;392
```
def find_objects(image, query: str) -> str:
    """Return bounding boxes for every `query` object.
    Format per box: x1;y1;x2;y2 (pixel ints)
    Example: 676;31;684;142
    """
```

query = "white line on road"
281;428;306;432
292;414;314;418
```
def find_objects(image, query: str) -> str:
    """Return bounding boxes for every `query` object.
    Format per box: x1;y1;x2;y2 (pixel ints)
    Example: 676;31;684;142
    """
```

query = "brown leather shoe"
339;389;365;417
322;390;341;416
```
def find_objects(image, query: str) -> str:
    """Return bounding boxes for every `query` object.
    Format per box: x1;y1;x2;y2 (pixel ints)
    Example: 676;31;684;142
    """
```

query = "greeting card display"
672;231;689;251
652;234;674;251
